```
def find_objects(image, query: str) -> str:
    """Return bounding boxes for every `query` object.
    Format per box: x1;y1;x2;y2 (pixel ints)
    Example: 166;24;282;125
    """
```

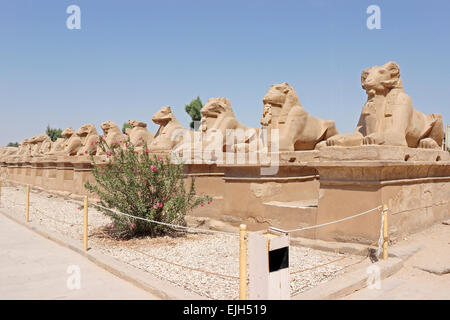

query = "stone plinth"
312;146;450;243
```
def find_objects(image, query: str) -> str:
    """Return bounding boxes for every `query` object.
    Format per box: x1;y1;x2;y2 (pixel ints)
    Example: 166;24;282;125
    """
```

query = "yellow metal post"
239;224;248;300
382;204;388;260
83;196;88;251
25;184;30;222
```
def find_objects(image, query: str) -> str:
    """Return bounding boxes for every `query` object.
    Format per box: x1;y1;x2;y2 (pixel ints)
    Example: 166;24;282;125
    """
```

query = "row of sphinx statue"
0;61;445;162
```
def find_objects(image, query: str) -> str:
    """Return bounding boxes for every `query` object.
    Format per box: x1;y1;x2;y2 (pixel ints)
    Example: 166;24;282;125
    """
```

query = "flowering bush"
85;139;211;238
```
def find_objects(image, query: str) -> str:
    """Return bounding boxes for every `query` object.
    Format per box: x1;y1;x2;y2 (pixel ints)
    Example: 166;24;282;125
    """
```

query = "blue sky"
1;0;449;146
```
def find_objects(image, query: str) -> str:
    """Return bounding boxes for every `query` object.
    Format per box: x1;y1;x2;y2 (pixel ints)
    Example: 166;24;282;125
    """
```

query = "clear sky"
1;0;449;146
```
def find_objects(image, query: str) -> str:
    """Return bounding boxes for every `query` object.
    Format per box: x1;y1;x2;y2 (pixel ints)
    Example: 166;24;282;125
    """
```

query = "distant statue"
128;120;154;150
326;62;444;148
29;134;52;157
47;127;78;156
201;97;258;153
261;82;338;151
150;106;191;153
77;124;100;156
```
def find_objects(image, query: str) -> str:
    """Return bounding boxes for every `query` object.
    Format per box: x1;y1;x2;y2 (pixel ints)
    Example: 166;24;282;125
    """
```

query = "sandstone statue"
46;137;65;155
261;82;338;151
15;139;32;158
29;134;52;157
127;120;154;149
201;97;259;152
46;127;78;156
326;62;444;148
0;146;18;160
76;124;100;156
95;121;123;155
149;106;191;153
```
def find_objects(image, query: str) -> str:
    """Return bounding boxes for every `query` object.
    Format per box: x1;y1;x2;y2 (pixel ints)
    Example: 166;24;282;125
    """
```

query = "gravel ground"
0;184;364;299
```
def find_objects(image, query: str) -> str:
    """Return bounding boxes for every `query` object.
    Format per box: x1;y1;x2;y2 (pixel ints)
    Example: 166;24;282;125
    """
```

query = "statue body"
201;97;258;153
95;121;122;155
261;82;338;151
128;120;154;149
150;106;191;152
326;62;444;148
77;124;100;156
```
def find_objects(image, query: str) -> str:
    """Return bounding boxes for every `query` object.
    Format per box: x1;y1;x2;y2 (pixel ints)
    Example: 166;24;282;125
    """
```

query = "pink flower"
208;201;211;205
110;223;114;228
131;222;135;227
125;143;129;148
162;197;166;201
107;152;111;156
96;201;99;204
158;202;163;208
153;205;157;209
158;157;163;161
145;149;149;153
77;207;81;210
119;140;123;143
139;137;143;141
201;204;204;207
151;165;158;172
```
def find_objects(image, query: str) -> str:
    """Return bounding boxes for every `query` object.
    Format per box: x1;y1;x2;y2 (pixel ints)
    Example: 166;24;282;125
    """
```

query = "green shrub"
46;125;63;142
84;139;211;238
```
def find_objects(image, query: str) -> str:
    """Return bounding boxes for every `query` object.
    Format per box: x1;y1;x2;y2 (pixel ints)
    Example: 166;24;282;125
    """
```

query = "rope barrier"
271;205;382;234
92;203;239;236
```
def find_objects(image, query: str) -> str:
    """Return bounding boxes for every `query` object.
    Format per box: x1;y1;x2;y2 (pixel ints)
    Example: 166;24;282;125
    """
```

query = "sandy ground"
343;222;450;299
0;184;364;299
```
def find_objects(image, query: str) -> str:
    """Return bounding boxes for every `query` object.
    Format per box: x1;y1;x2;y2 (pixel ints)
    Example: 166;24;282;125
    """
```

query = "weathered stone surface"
127;120;154;150
326;62;444;149
150;106;191;153
261;82;338;151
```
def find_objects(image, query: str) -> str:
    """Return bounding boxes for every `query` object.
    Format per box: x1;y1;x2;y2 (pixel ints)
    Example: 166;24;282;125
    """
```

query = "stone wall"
1;146;449;244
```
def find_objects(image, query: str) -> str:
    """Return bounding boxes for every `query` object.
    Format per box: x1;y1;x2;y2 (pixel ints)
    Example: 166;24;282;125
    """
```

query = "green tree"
85;139;211;239
7;142;19;147
46;125;63;142
122;122;131;134
185;96;203;129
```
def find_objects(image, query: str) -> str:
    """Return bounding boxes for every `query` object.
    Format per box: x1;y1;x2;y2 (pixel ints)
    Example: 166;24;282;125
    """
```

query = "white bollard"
248;229;290;299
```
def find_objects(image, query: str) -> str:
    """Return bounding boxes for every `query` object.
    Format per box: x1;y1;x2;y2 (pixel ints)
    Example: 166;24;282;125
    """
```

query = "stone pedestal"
313;146;450;243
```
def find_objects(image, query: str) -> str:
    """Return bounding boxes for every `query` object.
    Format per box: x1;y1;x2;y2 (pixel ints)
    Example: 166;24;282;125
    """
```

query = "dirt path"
342;222;450;299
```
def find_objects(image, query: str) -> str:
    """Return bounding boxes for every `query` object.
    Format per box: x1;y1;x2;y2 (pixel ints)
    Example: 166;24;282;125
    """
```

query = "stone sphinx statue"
46;127;78;156
261;82;338;151
128;120;154;149
0;146;18;160
29;134;52;157
149;106;191;153
201;97;258;153
77;124;100;156
326;61;444;149
15;138;32;158
96;121;123;155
